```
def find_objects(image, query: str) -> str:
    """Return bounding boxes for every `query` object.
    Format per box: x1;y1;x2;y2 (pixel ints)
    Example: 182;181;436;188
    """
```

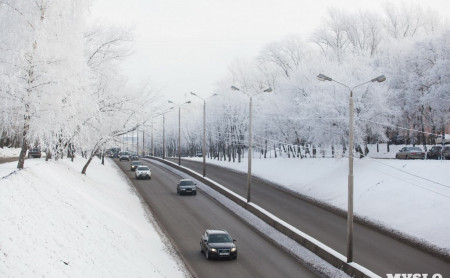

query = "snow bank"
0;154;188;277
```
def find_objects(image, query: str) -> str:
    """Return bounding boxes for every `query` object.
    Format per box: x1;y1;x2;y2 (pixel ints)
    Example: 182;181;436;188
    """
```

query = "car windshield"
137;166;149;171
208;233;232;243
179;180;194;186
132;162;142;165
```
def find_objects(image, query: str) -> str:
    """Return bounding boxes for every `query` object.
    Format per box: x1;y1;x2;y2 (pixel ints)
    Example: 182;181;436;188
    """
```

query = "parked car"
177;179;197;195
442;146;450;160
130;161;142;171
200;229;237;260
395;147;425;159
135;166;151;179
427;146;442;159
28;148;41;158
119;152;130;161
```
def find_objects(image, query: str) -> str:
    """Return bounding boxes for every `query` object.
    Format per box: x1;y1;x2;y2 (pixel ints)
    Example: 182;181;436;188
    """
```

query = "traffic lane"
116;159;317;278
172;159;346;248
173;158;450;276
0;157;18;164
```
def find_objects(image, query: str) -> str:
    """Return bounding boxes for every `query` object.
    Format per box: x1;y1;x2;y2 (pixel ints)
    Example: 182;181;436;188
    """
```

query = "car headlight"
231;247;236;252
210;248;217;252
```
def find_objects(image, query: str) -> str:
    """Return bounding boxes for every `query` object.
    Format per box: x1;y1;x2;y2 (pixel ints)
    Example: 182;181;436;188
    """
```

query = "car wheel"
406;155;409;160
194;192;197;196
205;250;209;260
233;255;237;260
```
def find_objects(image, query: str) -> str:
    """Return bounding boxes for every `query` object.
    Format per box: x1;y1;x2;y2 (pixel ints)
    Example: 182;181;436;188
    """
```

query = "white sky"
88;0;450;101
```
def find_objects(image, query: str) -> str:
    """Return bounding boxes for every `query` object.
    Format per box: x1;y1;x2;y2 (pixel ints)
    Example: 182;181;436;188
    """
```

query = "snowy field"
0;150;188;277
186;144;450;253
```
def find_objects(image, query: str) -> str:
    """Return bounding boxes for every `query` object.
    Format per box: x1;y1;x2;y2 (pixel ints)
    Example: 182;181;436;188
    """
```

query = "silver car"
395;147;425;159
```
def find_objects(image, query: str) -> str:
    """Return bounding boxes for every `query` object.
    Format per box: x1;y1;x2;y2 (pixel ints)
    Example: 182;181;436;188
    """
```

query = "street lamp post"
152;108;174;158
230;85;272;203
317;73;386;263
163;113;166;159
168;100;191;165
190;92;218;177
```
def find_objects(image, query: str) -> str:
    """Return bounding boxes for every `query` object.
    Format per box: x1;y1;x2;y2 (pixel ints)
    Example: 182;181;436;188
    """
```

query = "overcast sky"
88;0;450;102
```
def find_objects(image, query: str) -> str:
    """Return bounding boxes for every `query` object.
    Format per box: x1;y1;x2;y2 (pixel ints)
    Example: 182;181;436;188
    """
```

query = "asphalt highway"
116;159;318;278
167;158;450;277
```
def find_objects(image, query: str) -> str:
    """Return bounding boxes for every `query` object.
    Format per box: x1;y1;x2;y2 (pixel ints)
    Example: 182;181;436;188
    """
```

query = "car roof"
206;229;228;235
180;178;192;182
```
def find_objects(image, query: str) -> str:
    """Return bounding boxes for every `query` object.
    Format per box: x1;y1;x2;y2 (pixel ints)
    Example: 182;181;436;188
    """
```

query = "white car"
135;166;151;180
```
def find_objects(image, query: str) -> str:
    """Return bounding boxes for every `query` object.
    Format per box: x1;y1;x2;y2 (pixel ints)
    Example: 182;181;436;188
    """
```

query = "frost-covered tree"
312;9;350;63
383;30;450;145
257;35;308;79
0;0;90;169
312;9;385;62
382;2;443;40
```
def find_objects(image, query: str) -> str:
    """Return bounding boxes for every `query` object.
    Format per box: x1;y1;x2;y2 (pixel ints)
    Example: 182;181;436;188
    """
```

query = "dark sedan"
442;146;450;160
427;146;442;159
200;229;237;260
28;148;41;158
395;146;425;159
130;161;142;171
177;179;197;195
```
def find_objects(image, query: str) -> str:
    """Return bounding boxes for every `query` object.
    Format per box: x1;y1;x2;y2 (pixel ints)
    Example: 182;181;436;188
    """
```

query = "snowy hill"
0;152;188;277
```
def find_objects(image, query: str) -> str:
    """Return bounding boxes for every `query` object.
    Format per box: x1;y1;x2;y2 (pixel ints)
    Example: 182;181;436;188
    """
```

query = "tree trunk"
82;155;94;175
17;115;30;169
17;142;28;169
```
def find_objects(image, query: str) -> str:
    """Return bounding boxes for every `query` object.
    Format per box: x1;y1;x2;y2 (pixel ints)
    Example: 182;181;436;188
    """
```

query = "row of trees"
153;3;449;160
0;0;158;172
1;2;448;169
